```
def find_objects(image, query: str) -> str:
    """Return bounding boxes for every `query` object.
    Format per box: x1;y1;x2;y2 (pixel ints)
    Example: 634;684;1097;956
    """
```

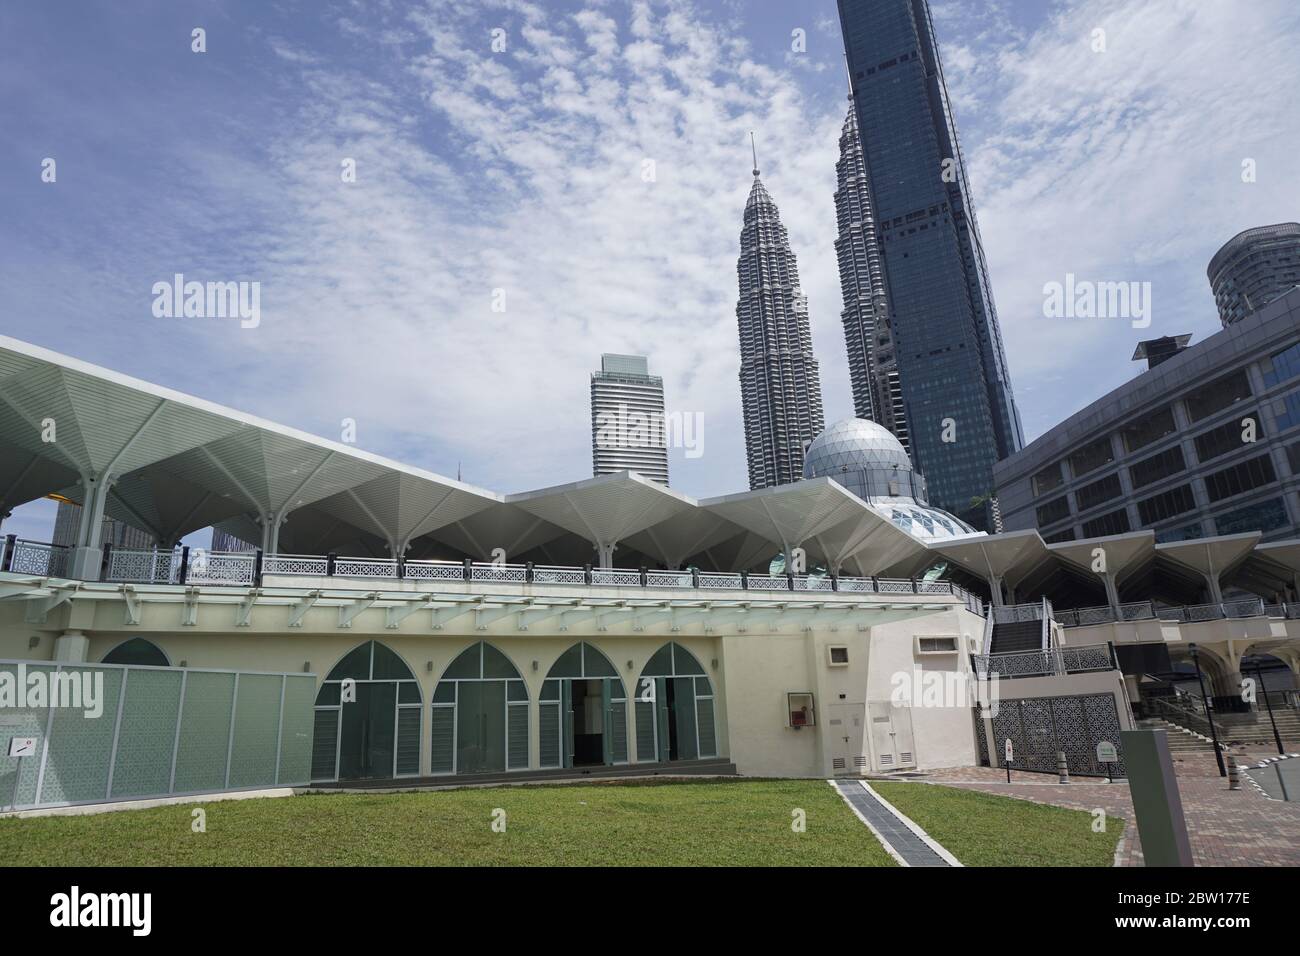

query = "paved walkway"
830;780;956;866
914;751;1300;866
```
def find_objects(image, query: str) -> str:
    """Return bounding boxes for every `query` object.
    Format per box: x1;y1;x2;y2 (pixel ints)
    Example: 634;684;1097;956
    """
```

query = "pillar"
69;473;115;579
53;630;90;663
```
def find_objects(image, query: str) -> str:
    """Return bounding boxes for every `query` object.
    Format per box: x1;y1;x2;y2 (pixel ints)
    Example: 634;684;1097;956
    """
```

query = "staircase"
1213;708;1300;746
1137;718;1219;754
988;619;1042;655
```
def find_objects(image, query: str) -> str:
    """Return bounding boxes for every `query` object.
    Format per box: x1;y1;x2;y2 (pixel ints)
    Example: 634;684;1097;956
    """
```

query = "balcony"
1055;598;1292;627
973;643;1118;679
0;536;986;613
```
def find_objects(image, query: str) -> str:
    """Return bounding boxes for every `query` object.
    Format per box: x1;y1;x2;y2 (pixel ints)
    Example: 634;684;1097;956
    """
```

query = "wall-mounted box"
914;635;960;655
788;692;815;728
826;645;849;667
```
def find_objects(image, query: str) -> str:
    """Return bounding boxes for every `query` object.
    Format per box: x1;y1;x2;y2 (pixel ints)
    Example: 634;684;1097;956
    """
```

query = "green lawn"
0;779;896;867
870;781;1124;867
0;778;1126;866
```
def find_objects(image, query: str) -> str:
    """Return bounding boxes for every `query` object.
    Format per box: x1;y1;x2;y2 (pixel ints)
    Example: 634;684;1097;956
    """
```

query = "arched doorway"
101;638;169;667
635;642;717;763
311;641;422;782
430;642;529;775
538;642;628;769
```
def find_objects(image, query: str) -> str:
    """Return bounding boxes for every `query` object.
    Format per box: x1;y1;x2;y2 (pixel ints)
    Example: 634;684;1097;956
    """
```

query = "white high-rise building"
590;354;669;485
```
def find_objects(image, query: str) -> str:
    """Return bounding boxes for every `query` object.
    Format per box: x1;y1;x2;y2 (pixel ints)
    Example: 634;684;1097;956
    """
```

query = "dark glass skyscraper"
833;98;909;453
837;0;1023;524
736;148;825;489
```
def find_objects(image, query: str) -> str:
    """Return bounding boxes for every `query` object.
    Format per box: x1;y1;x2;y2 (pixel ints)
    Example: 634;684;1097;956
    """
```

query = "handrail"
0;539;999;609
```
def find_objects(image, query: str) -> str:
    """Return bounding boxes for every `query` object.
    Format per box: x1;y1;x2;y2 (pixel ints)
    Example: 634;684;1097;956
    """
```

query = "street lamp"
1189;643;1226;777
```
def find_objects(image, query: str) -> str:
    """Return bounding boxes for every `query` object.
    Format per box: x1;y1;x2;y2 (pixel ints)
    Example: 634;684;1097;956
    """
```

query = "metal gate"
990;694;1126;777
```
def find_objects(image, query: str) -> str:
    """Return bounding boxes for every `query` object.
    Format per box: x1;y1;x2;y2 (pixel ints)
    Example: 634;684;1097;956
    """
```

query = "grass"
0;778;1127;866
0;779;897;867
870;781;1124;867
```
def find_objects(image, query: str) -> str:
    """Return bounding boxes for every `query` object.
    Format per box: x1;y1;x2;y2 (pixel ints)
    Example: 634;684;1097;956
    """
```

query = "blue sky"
2;0;1298;541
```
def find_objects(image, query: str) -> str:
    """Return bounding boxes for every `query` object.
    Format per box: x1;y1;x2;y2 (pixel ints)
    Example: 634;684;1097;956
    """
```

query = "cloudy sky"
2;0;1297;539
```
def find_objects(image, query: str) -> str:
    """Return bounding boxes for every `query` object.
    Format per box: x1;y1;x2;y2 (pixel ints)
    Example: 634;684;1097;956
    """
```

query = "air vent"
854;756;867;768
833;757;846;770
880;754;894;766
900;752;913;764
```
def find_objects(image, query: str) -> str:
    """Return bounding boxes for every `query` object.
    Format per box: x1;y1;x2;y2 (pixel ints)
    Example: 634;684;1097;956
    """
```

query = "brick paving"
911;751;1300;866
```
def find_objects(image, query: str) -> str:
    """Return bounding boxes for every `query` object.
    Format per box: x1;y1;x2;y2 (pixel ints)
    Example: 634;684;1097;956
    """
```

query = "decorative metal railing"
0;537;991;611
2;539;71;578
973;642;1116;679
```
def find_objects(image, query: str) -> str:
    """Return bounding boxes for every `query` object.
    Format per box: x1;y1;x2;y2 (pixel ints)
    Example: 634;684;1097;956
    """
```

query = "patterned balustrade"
403;560;466;582
0;538;988;612
106;547;178;584
261;554;328;576
469;563;527;584
333;557;399;579
974;643;1116;679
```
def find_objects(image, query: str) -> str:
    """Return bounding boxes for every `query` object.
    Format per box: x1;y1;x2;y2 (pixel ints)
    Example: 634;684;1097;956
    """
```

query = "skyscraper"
833;97;909;453
590;353;670;484
1207;222;1300;327
838;0;1023;524
736;139;826;489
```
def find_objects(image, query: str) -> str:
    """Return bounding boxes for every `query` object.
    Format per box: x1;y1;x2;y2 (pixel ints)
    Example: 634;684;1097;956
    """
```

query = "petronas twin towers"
736;145;825;490
735;0;1023;523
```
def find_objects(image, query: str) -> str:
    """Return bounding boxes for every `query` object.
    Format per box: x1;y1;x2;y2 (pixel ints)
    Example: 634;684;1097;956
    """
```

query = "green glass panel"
326;643;372;681
609;697;628;764
696;697;717;758
541;679;560;701
432;681;456;703
482;643;520;680
102;638;169;667
110;668;184;798
549;644;582;678
316;682;341;706
673;677;698;761
310;709;339;781
38;666;124;805
430;706;455;774
539;702;561;767
396;707;421;776
642;644;673;677
581;643;617;678
443;644;482;680
0;664;50;808
507;704;528;770
507;680;528;702
398;681;421;704
456;680;506;774
338;682;396;780
173;671;235;793
229;674;283;788
371;642;414;680
673;643;706;676
634;699;656;763
695;677;713;697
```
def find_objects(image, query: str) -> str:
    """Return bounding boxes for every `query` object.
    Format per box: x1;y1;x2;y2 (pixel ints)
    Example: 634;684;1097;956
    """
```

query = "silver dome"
803;417;912;479
803;418;980;543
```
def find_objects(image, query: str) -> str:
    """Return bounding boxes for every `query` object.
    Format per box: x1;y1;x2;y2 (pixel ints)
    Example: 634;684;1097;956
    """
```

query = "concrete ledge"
0;787;298;819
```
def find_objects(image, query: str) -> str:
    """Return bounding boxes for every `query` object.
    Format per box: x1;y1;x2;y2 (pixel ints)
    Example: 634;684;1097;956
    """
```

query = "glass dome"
803;418;981;543
803;417;911;479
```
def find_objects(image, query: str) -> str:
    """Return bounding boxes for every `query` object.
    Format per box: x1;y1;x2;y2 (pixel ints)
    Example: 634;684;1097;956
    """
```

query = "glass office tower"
837;0;1023;525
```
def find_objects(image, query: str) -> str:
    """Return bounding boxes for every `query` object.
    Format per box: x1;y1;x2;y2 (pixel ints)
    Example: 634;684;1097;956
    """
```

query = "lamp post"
1251;658;1285;755
1189;643;1226;777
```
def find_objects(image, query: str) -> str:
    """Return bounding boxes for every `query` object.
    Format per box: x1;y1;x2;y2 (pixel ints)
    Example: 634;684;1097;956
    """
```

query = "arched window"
311;641;421;782
101;638;169;667
538;643;627;769
430;642;528;775
635;642;716;763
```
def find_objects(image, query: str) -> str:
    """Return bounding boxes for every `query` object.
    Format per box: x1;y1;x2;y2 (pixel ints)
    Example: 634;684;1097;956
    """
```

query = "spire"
749;131;759;178
843;52;854;100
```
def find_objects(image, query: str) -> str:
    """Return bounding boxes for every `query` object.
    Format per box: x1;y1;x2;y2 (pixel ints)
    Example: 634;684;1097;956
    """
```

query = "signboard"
7;736;38;758
1096;741;1118;763
1004;739;1014;763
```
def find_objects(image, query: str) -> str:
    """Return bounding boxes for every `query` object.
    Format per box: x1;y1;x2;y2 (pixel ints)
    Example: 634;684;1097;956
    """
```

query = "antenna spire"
750;131;759;178
843;53;854;99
